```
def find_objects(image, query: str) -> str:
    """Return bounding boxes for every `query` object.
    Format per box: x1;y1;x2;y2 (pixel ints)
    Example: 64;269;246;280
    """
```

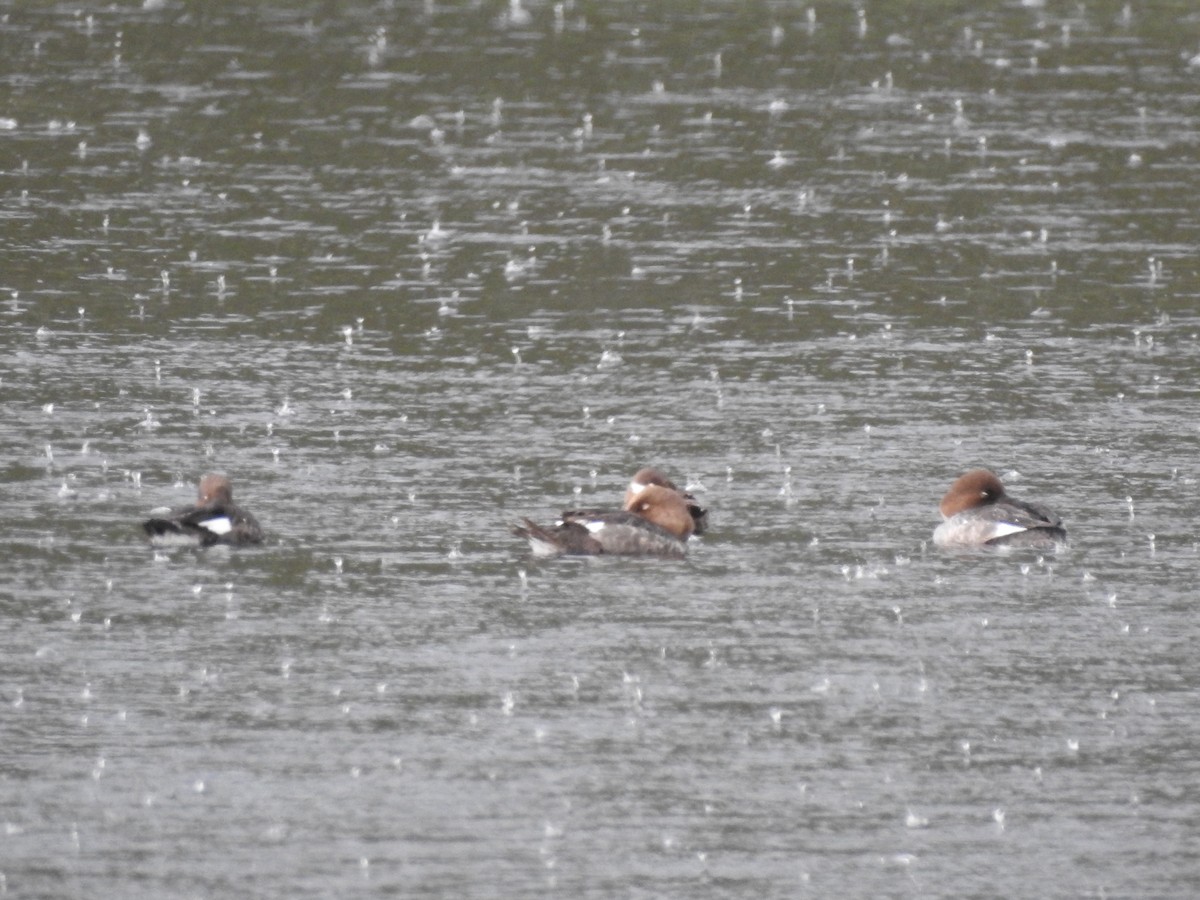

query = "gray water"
3;1;1200;896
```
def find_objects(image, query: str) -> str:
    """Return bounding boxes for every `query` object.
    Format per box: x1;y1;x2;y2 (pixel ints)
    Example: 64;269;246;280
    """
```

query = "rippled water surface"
4;1;1200;896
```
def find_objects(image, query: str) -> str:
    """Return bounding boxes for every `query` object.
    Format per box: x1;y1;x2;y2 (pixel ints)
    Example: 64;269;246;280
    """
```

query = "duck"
513;483;694;558
142;473;264;547
623;467;709;535
933;468;1066;549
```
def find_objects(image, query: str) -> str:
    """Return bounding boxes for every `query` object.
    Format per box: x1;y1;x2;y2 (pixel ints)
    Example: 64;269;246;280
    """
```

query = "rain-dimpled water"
3;1;1199;897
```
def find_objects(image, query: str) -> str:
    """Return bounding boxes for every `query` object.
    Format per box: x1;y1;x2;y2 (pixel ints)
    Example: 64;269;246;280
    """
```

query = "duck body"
143;473;264;547
513;510;688;559
933;469;1066;550
514;483;693;558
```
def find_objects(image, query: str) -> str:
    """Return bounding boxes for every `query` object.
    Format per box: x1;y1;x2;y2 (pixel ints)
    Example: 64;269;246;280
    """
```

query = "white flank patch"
934;517;1029;548
989;522;1027;539
584;520;607;534
527;537;560;558
149;532;203;548
200;516;233;536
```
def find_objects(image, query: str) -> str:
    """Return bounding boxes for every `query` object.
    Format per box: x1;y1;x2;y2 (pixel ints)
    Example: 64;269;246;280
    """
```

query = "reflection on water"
3;2;1200;896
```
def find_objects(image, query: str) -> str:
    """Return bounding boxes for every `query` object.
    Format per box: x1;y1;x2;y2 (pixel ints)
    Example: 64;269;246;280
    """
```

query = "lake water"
3;1;1200;896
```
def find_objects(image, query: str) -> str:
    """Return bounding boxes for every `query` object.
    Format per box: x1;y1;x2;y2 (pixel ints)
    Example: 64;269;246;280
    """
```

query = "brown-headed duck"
934;468;1066;549
623;467;708;535
514;483;693;558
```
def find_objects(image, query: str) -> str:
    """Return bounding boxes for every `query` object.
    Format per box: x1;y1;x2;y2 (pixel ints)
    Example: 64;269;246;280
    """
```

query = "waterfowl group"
142;465;1066;557
513;464;1065;558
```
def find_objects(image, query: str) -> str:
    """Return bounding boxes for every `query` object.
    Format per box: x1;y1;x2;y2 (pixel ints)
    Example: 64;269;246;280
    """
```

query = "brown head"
939;468;1006;518
626;483;694;540
624;467;681;507
198;473;234;505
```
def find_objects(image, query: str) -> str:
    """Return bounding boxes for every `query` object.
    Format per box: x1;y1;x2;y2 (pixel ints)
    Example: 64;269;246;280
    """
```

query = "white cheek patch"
628;481;646;495
200;516;233;536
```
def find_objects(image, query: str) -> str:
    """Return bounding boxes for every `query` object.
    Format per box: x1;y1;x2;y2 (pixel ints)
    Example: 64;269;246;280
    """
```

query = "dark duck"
143;473;264;547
